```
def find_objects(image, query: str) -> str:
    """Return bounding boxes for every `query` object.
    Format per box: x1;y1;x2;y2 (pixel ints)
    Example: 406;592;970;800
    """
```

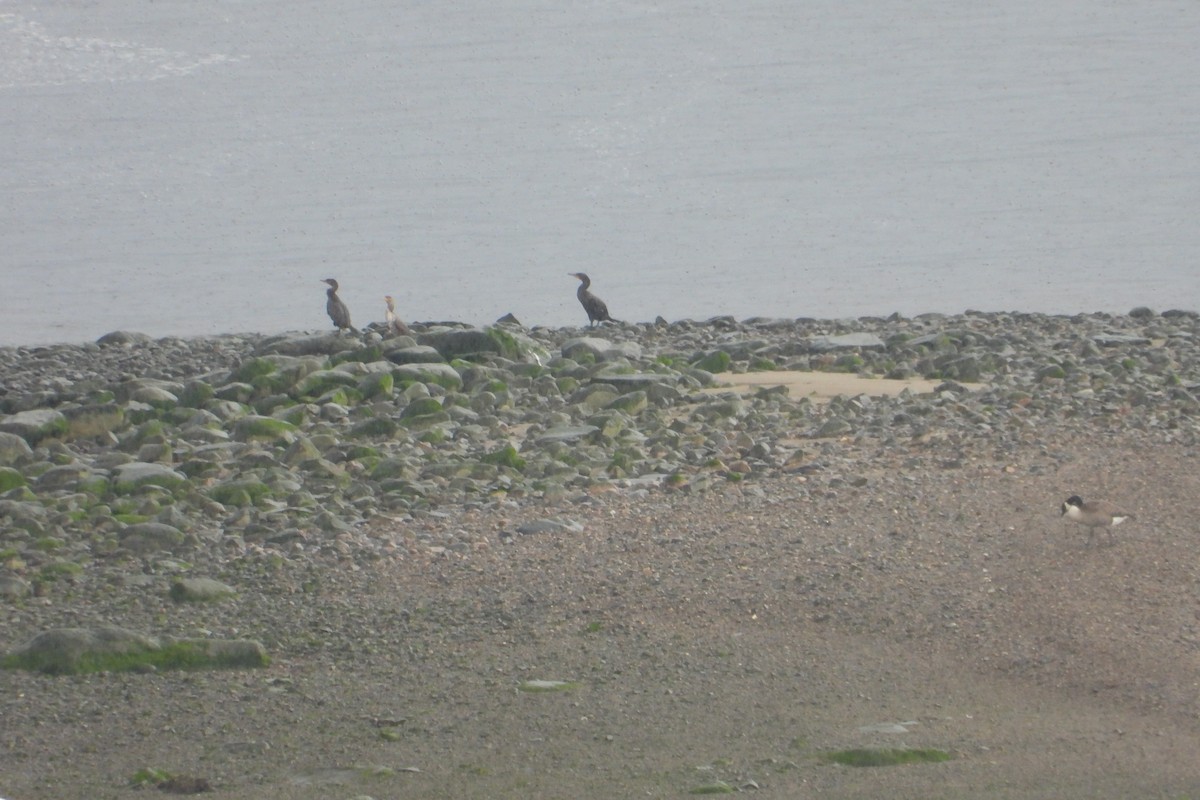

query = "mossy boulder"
283;436;322;466
385;345;445;364
1;626;268;674
170;577;237;603
36;464;101;492
1037;364;1067;380
62;404;126;440
0;409;68;446
0;466;26;492
208;480;273;507
2;626;159;674
232;415;299;444
420;326;549;364
349;417;400;439
119;522;187;554
232;357;279;384
358;370;395;400
0;431;34;465
111;462;189;494
295;369;360;398
401;397;445;419
607;390;648;415
177;380;216;408
370;458;417;482
392;363;463;391
570;385;619;412
331;345;384;366
298;457;350;485
313;387;360;407
481;445;526;471
691;351;732;374
130;385;180;411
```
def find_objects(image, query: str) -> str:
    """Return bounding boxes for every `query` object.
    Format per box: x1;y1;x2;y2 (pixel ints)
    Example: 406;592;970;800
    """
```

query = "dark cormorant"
322;279;356;333
570;272;616;327
384;295;411;336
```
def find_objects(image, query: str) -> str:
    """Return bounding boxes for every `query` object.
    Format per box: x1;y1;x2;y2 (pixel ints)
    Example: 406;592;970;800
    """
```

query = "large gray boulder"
0;409;68;445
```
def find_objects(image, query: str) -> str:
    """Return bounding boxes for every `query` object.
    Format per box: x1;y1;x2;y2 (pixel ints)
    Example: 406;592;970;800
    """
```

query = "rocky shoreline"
5;308;1200;798
2;308;1199;603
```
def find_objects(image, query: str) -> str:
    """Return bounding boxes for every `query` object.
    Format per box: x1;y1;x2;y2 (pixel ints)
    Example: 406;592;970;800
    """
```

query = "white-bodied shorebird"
1060;495;1134;546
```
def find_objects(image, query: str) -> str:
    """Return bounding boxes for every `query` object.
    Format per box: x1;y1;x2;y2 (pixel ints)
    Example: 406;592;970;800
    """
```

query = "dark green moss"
822;748;952;767
2;638;268;675
481;445;526;471
691;351;731;373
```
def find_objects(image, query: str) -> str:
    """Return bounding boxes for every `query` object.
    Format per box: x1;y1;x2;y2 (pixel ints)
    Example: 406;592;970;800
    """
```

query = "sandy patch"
707;369;974;402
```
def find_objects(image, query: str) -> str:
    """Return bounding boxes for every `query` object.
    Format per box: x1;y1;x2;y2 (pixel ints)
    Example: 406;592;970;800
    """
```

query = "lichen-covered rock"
0;431;33;465
232;415;299;444
36;463;103;492
2;626;160;674
607;390;648;415
691;351;732;374
0;466;27;492
208;480;272;507
62;403;126;440
562;337;643;362
391;362;464;391
0;573;31;601
254;332;359;357
0;409;68;445
178;380;216;408
370;458;418;482
357;370;394;400
1;626;268;674
401;397;445;419
349;417;400;439
295;369;361;399
481;445;526;471
283;436;322;466
808;333;886;352
214;382;256;403
421;326;549;364
385;345;445;364
570;385;619;412
111;462;189;494
170;577;237;603
119;522;187;554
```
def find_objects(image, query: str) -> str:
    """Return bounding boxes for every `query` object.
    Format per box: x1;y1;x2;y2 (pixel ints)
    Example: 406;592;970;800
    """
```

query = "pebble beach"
3;309;1200;798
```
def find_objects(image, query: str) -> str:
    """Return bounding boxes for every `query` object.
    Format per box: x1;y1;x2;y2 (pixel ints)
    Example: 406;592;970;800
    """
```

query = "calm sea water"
3;1;1198;347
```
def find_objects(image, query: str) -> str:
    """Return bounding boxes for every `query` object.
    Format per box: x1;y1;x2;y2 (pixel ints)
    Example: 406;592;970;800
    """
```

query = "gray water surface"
3;1;1198;346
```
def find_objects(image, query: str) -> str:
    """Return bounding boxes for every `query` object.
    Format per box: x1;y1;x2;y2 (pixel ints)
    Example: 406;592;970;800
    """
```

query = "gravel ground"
3;312;1200;799
3;426;1200;799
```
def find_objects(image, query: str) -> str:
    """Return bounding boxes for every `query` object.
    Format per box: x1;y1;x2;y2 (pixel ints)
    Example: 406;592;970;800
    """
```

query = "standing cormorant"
384;295;411;336
322;279;356;334
570;272;616;327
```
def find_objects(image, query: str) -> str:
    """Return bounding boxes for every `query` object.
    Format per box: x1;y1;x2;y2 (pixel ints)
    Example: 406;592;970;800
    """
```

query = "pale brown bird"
1060;495;1134;546
384;295;411;336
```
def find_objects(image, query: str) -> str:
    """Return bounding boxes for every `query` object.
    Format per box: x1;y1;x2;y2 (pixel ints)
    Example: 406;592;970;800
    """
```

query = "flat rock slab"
2;626;268;674
708;370;977;402
807;333;887;351
516;518;584;536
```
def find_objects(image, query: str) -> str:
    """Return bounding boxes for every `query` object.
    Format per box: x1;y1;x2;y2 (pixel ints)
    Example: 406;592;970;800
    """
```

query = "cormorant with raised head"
384;295;411;336
322;279;357;334
570;272;617;327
